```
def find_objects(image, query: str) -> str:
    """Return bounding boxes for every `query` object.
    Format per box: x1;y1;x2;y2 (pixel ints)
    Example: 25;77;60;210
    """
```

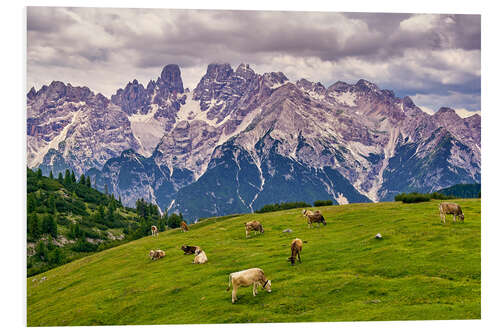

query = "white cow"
193;248;208;264
151;225;158;237
226;268;271;303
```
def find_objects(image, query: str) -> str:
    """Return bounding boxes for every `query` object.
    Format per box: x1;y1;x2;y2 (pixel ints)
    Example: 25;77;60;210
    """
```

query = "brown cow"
180;221;189;232
244;221;264;238
439;202;465;223
151;225;158;237
149;249;165;260
288;238;303;265
226;268;272;303
181;245;199;255
302;209;326;228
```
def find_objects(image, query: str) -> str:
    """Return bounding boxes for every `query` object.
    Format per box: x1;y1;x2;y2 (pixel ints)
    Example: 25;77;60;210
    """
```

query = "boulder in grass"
283;229;293;233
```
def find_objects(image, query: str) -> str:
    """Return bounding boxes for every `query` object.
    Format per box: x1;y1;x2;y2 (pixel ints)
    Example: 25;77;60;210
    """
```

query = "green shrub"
72;237;98;252
314;200;333;207
394;191;455;203
256;201;311;213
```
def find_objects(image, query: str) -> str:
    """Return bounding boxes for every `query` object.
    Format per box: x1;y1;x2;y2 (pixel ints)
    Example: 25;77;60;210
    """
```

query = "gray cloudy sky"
27;7;481;115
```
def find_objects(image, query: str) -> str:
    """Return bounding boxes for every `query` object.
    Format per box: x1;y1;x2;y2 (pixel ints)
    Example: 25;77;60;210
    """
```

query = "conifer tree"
28;214;41;239
37;168;43;179
49;170;53;179
79;174;86;185
71;170;76;183
27;195;36;213
104;184;109;195
58;172;63;183
47;194;56;214
86;176;91;188
42;214;57;238
35;240;47;261
64;169;71;185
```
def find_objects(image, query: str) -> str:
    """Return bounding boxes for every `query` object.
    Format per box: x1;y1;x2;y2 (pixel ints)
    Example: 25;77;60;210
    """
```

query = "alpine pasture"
27;199;481;326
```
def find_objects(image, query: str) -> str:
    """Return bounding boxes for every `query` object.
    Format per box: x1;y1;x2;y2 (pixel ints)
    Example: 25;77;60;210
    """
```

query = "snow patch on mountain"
335;193;349;205
176;92;231;127
30;111;82;168
128;105;164;157
331;91;357;107
217;107;262;147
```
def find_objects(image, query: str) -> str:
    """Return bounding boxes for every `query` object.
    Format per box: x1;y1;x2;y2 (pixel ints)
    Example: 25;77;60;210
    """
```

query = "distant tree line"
394;192;455;203
256;201;311;213
255;199;336;213
437;183;481;199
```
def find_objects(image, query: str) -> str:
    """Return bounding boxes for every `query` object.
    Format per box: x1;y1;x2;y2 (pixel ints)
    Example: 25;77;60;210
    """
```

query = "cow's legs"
253;283;257;296
298;251;301;263
440;212;445;224
453;214;456;223
232;286;238;303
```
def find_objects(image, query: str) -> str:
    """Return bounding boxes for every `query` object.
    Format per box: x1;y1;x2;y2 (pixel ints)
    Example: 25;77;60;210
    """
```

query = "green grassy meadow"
27;199;481;326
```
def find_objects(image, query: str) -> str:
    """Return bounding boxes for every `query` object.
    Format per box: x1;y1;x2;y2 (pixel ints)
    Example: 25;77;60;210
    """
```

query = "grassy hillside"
27;199;481;326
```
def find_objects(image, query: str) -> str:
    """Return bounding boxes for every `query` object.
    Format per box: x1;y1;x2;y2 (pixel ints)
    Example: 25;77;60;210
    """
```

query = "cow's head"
149;250;155;259
459;213;464;221
262;280;272;292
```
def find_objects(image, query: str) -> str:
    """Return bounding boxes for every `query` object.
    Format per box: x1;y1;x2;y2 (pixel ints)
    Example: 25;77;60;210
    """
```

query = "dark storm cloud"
26;7;481;114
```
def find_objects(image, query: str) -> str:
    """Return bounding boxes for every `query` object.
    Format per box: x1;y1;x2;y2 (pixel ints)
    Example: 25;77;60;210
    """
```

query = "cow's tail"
226;274;232;291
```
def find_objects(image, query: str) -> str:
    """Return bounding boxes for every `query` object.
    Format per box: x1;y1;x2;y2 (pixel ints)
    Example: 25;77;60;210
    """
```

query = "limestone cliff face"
28;63;481;221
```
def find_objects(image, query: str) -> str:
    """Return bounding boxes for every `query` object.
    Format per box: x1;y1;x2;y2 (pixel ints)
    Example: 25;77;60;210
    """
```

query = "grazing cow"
244;221;264;238
193;248;208;264
151;225;158;237
180;221;189;232
181;245;199;255
302;209;326;228
226;268;272;304
439;202;465;223
288;238;303;265
149;249;165;260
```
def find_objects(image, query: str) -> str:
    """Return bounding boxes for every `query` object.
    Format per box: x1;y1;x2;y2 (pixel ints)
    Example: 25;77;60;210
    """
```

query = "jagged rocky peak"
433;107;461;122
206;63;234;79
262;71;288;87
192;63;238;111
402;96;416;109
327;81;351;92
235;63;255;76
27;80;101;115
296;78;326;95
110;64;185;116
159;64;184;94
355;79;380;92
38;81;93;102
111;79;149;115
27;87;37;100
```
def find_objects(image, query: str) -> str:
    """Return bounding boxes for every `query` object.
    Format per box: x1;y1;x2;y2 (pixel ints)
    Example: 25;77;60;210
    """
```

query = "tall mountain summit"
27;63;481;221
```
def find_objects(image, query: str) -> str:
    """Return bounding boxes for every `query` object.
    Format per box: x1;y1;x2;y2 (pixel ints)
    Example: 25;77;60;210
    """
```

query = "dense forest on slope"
27;168;185;276
437;183;481;198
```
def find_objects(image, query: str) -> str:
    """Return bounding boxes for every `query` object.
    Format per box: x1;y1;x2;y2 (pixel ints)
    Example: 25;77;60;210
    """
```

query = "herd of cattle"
146;202;465;303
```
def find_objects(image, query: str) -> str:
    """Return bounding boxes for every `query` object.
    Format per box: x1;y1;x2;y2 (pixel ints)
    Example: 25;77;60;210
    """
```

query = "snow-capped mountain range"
27;64;481;221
